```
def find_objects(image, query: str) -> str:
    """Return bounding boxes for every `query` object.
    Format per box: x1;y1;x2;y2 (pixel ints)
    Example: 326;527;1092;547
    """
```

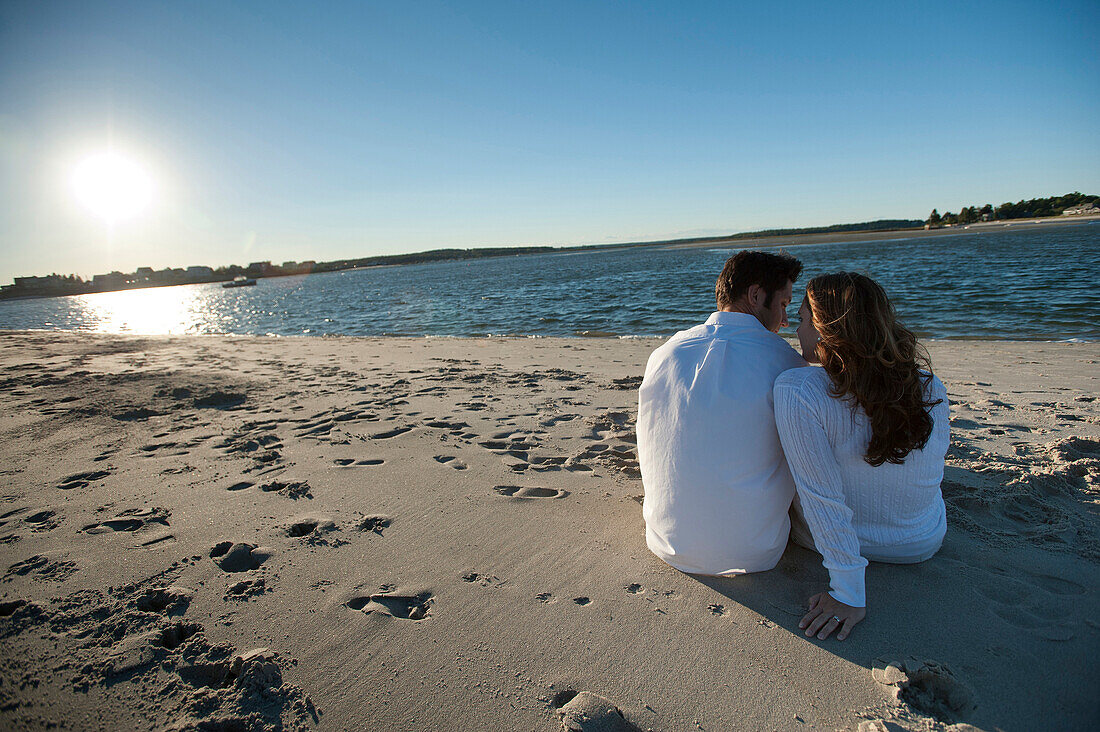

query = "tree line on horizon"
728;219;923;239
927;191;1099;227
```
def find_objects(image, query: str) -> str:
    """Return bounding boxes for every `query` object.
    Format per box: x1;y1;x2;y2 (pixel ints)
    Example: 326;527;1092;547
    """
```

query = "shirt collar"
704;311;765;329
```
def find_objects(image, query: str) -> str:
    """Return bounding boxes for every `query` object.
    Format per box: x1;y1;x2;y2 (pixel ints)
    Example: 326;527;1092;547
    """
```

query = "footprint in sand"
554;690;637;731
462;572;503;587
25;510;61;532
0;508;28;538
209;542;272;572
83;507;170;534
135;585;191;615
333;458;384;467
494;485;569;499
872;658;976;724
284;515;344;546
538;413;581;427
58;469;111;490
949;417;983;430
92;449;117;463
423;419;471;434
224;578;269;601
982;569;1084;641
284;516;335;537
156;621;204;652
1049;436;1100;462
987;603;1075;640
369;425;414;440
0;599;27;616
356;515;392;535
113;407;165;422
433;455;468;470
345;589;433;620
192;390;246;409
213;432;284;468
3;554;78;582
286;519;320;537
137;440;188;457
528;455;568;472
258;481;312;500
294;417;341;439
502;456;529;473
138;533;176;548
1026;573;1086;596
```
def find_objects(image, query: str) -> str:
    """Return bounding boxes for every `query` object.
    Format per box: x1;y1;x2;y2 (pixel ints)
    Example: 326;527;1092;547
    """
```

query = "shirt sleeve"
774;375;868;607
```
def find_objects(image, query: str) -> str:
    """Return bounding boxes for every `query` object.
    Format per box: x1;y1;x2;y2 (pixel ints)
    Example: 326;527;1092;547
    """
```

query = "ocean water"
2;223;1098;341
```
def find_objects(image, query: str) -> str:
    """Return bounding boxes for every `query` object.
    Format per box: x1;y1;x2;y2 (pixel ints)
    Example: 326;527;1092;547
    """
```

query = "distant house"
154;268;186;284
278;260;315;275
93;272;130;289
186;266;214;279
247;261;272;275
135;267;155;279
1062;202;1100;216
13;275;68;292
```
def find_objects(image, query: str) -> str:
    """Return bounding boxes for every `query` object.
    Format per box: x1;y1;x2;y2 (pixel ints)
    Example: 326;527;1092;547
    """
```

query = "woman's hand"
800;592;865;641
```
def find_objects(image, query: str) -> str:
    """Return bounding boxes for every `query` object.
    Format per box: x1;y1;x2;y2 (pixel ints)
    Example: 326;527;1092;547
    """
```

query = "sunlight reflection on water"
74;287;210;335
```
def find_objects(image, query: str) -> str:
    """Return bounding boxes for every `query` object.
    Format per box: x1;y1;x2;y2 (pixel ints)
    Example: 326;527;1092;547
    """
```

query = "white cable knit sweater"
773;366;949;607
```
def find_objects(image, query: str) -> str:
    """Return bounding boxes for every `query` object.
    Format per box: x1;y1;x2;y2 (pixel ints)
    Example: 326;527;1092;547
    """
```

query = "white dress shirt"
638;311;807;575
773;366;949;607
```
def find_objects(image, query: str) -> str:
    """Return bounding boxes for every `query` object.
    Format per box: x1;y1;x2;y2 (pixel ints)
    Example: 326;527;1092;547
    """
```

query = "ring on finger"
831;615;841;623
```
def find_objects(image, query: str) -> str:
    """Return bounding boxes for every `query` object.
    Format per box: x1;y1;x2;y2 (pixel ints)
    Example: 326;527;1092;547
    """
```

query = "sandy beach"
0;331;1097;731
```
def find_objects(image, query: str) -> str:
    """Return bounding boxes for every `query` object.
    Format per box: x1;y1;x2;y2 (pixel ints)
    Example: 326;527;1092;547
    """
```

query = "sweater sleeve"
774;375;868;607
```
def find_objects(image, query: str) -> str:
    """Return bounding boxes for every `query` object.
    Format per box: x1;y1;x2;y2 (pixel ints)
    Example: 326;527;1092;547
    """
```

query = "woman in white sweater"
774;273;949;641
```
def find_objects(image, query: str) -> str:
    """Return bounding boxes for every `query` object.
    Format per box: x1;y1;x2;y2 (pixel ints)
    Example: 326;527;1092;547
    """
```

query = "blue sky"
1;0;1098;280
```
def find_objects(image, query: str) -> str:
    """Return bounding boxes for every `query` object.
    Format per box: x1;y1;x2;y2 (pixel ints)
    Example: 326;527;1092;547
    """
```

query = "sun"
71;151;154;223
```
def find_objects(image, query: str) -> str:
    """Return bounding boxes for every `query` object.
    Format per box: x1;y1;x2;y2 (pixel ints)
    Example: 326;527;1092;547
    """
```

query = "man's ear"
746;284;763;307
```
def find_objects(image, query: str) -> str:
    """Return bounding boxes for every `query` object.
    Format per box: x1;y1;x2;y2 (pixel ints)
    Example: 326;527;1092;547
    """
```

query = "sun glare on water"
71;151;154;223
79;286;206;335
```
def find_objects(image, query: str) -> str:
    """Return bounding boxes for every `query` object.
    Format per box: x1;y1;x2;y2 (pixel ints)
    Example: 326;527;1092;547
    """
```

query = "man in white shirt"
638;251;806;575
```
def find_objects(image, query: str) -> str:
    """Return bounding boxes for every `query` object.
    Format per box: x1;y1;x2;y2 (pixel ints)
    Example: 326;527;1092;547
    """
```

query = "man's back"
638;311;806;575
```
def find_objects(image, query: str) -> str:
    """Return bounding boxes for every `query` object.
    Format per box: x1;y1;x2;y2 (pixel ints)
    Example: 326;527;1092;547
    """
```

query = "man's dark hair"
715;250;802;309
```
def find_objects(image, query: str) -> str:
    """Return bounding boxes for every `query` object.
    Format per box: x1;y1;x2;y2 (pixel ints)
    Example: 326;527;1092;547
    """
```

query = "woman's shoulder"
775;365;830;388
774;365;833;398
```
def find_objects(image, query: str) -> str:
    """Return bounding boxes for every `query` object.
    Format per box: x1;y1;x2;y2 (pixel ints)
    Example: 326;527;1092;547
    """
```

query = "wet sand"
0;332;1097;731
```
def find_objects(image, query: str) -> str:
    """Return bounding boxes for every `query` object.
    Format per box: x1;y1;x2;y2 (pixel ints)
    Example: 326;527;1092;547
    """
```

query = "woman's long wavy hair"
804;273;941;466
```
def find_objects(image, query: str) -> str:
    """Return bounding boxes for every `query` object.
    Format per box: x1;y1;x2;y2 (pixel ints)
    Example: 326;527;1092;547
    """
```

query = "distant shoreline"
660;212;1100;251
3;213;1098;302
